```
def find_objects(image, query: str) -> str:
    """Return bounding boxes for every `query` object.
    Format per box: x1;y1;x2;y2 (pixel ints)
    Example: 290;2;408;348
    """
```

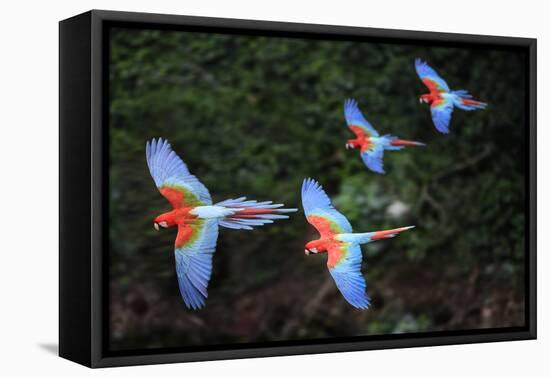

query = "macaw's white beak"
154;222;159;231
345;143;352;150
304;248;318;255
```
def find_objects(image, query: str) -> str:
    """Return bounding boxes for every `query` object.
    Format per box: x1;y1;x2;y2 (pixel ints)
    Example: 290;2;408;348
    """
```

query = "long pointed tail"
370;225;415;241
338;225;415;244
216;197;297;230
452;90;487;111
390;139;426;147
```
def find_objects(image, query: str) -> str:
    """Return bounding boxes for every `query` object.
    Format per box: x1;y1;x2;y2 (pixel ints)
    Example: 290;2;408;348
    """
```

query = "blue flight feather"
174;219;219;310
146;138;212;205
414;58;450;92
329;244;370;309
301;178;352;233
344;98;379;137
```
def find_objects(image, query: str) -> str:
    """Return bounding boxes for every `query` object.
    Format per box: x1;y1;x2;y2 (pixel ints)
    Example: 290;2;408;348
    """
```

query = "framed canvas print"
59;10;536;368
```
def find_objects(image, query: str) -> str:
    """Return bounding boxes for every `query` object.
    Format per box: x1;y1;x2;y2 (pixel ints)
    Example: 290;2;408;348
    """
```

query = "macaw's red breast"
306;215;346;268
173;207;198;224
349;125;372;151
421;78;446;107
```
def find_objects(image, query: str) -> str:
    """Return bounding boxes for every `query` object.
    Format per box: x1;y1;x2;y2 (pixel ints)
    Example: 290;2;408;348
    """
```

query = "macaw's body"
147;138;297;309
344;99;425;174
301;178;414;309
415;58;487;134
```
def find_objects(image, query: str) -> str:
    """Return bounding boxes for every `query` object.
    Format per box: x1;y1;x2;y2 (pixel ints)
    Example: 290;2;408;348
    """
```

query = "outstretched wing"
328;243;370;309
415;58;450;93
146;138;212;208
360;144;386;174
301;178;352;237
174;218;219;310
344;99;379;138
430;100;454;134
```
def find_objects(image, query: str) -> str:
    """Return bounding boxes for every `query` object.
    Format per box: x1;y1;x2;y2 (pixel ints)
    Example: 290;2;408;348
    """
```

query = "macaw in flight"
146;138;297;309
301;178;414;309
344;99;425;174
415;58;487;134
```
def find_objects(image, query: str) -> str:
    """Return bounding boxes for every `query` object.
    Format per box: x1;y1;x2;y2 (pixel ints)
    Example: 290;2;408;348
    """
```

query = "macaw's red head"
304;239;326;255
153;213;173;231
419;94;432;105
345;139;361;150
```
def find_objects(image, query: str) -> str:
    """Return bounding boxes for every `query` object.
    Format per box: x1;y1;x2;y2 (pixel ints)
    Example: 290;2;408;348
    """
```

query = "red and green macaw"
415;58;487;134
301;178;414;309
344;99;425;174
146;138;297;309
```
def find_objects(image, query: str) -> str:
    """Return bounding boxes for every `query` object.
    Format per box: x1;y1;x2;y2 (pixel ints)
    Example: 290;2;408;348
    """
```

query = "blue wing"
174;219;219;310
361;144;386;174
415;58;450;93
431;101;454;134
344;99;379;137
301;178;352;233
146;138;212;206
328;243;370;309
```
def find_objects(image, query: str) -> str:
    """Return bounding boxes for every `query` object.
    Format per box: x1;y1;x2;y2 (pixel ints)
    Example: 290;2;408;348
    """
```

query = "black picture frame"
59;9;537;368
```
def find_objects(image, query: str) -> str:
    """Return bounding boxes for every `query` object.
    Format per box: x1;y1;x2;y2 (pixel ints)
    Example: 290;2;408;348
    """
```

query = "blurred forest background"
108;27;527;351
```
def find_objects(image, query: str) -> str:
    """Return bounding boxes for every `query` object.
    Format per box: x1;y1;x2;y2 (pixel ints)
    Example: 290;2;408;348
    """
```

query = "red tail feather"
233;207;275;216
462;98;482;106
216;198;297;230
371;226;415;240
390;139;425;147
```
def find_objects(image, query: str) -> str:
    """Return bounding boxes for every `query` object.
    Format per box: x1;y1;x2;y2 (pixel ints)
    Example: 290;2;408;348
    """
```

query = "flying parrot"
301;178;414;309
344;98;425;174
146;138;297;309
415;58;488;134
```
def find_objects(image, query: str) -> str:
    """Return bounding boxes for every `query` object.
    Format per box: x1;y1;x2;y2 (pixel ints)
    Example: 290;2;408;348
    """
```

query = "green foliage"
108;28;527;350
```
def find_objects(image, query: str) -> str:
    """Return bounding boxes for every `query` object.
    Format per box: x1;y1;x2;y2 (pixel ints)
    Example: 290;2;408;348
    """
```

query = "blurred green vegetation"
108;27;526;351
